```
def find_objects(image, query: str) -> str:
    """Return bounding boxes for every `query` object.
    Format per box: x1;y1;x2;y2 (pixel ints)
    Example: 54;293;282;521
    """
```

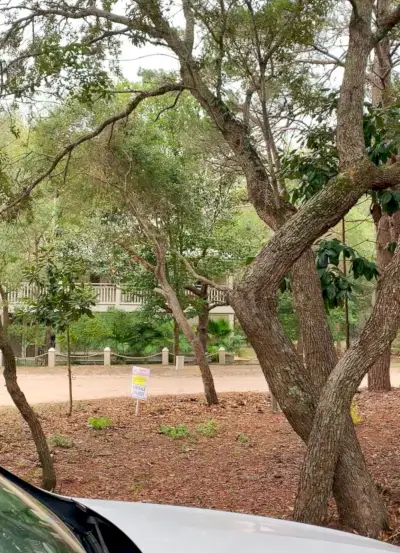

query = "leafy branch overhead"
285;103;400;214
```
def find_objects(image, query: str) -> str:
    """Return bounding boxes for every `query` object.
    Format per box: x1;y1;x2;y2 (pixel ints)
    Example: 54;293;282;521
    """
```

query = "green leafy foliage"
363;104;400;166
282;125;338;204
376;190;400;214
316;239;377;308
279;238;376;311
197;420;218;437
24;249;96;333
317;239;377;279
159;424;190;439
207;319;247;354
88;416;112;430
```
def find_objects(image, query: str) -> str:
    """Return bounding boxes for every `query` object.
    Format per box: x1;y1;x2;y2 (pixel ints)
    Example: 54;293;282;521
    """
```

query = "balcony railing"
6;283;227;309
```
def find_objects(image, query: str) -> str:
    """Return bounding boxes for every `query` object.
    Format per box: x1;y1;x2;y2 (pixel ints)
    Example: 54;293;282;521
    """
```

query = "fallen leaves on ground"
1;390;400;543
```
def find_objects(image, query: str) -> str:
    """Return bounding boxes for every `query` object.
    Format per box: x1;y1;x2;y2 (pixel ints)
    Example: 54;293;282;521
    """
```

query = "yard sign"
131;366;150;415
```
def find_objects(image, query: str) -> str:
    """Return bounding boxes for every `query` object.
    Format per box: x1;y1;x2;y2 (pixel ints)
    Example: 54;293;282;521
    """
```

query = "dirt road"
1;363;400;406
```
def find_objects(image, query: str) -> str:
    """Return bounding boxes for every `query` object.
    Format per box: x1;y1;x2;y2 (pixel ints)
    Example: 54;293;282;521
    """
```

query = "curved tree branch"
373;5;400;45
180;256;230;292
0;83;184;218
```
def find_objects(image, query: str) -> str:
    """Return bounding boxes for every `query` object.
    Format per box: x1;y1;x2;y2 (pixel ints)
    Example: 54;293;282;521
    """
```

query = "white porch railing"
91;283;116;304
6;283;228;310
8;283;41;304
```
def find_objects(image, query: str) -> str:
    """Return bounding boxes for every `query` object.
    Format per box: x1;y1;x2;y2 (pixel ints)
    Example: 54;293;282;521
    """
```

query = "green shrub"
159;424;189;439
48;433;74;448
88;416;112;430
197;419;217;436
236;433;249;443
207;319;247;354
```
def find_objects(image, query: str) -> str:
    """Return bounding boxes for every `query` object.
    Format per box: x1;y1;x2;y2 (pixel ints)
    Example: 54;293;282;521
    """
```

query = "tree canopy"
2;0;400;536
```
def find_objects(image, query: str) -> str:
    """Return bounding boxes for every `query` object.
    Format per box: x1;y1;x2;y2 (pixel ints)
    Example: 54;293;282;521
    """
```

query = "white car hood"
77;499;399;553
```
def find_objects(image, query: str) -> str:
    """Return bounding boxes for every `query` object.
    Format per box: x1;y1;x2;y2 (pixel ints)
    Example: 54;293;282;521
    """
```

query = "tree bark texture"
67;327;73;416
369;2;395;391
293;242;400;530
154;247;218;406
173;318;180;360
0;319;56;490
0;286;10;335
169;296;218;405
369;211;392;390
167;290;218;405
229;287;388;534
197;308;209;354
196;285;209;353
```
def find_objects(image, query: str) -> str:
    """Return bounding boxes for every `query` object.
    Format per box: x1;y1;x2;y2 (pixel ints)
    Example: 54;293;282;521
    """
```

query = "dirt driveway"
0;365;269;406
1;363;400;407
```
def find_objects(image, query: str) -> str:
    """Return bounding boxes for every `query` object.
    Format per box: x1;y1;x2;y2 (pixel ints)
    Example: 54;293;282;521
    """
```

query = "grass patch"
197;419;218;437
159;424;190;439
49;433;74;448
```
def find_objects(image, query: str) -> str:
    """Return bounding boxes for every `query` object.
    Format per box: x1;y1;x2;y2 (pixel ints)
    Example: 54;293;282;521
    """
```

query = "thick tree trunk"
369;0;394;391
368;349;391;391
290;251;337;389
2;306;9;334
296;333;303;357
332;421;388;534
197;308;209;353
173;318;180;360
293;244;400;531
369;210;393;391
0;320;56;490
0;286;10;335
67;327;73;416
230;282;388;535
288;252;387;530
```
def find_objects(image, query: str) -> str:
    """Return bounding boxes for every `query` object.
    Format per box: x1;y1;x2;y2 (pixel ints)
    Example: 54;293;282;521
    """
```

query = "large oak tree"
2;0;400;535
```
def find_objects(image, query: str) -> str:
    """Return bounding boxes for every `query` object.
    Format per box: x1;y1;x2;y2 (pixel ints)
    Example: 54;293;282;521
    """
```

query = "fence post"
219;347;226;365
48;348;56;369
162;347;169;366
115;286;122;308
176;355;185;371
271;393;281;413
104;347;111;366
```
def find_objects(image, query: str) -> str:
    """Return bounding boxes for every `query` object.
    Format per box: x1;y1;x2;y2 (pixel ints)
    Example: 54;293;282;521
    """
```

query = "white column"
115;286;122;308
219;347;226;365
176;355;185;371
162;347;169;366
227;313;235;329
48;348;56;369
104;347;111;366
271;394;281;413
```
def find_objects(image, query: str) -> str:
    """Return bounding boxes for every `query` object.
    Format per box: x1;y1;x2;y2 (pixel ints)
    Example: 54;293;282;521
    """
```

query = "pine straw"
0;390;399;543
